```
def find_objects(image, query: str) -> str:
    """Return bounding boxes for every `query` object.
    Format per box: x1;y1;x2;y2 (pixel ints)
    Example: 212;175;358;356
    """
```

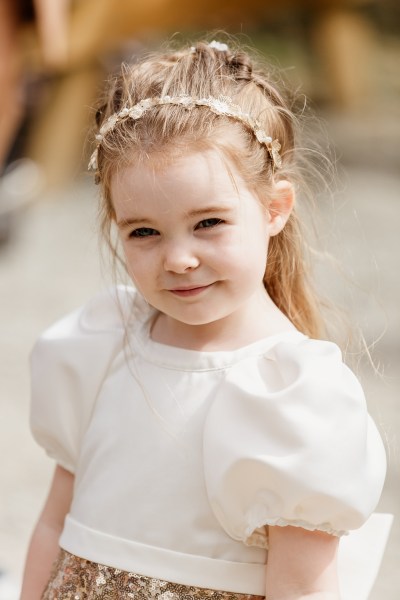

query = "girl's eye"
196;218;223;230
129;227;159;238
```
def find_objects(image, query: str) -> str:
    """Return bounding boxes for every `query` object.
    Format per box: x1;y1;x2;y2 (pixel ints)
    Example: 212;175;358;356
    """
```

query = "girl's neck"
150;291;296;352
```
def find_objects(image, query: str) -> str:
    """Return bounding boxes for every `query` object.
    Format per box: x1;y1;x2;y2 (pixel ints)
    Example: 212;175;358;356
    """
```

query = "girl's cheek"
125;252;153;278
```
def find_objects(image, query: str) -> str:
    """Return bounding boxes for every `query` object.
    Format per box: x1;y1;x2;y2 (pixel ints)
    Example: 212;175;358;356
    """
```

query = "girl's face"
111;149;293;346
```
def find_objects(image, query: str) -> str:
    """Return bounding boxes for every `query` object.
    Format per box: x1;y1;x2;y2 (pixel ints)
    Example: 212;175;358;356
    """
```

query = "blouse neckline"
129;292;306;372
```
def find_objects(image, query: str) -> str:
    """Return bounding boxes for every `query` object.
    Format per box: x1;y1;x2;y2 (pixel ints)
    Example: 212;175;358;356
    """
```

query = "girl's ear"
267;179;295;236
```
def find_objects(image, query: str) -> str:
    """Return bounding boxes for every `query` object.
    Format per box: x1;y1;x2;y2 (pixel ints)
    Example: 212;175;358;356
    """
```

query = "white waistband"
60;515;265;595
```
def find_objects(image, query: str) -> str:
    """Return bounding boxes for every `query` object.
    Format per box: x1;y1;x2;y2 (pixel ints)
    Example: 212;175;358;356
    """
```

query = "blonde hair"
93;38;327;339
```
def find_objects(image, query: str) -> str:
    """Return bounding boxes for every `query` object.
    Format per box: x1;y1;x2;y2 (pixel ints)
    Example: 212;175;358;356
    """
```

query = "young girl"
21;39;387;600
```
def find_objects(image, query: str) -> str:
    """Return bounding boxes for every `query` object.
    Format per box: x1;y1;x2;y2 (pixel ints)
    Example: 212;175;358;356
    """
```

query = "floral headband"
89;44;282;172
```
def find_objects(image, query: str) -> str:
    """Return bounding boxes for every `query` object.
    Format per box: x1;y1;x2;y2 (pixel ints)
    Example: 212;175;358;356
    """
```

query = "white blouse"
30;286;387;597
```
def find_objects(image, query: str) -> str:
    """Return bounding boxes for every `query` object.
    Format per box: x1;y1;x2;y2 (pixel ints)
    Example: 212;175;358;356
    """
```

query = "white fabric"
30;286;388;596
203;339;387;544
338;512;393;600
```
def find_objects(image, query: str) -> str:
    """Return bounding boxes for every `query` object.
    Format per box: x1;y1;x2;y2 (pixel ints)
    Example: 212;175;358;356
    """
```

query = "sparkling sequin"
42;549;264;600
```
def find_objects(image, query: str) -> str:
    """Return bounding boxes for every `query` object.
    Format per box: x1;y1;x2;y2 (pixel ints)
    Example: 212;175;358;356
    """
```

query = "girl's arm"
265;525;340;600
20;465;74;600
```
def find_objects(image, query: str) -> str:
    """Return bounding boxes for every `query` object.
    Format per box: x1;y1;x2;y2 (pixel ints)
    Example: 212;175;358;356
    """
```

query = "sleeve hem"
244;518;348;548
45;450;76;475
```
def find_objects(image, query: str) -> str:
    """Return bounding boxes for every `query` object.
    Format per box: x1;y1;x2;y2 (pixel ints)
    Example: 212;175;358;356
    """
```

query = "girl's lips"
169;284;212;297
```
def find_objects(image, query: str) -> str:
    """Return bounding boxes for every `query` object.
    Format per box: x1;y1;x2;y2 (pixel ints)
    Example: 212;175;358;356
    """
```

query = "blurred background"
0;0;399;598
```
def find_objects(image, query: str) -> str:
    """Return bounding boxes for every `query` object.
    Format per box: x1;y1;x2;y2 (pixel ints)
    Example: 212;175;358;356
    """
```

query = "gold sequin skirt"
42;549;265;600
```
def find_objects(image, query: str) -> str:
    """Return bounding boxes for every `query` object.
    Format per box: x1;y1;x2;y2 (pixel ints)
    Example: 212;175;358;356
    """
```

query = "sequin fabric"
42;549;265;600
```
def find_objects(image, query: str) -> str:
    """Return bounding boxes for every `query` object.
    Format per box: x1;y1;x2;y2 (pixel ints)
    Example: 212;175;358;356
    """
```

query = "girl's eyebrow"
117;217;150;229
186;205;233;218
117;205;233;229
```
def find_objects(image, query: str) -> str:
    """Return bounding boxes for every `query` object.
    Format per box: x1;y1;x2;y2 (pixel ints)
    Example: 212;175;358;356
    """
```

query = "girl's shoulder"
219;334;371;448
31;286;143;384
37;285;145;340
230;332;357;394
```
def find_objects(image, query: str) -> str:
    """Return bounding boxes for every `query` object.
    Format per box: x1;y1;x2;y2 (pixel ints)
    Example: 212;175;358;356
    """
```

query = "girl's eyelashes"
129;227;159;238
128;218;224;238
195;218;224;229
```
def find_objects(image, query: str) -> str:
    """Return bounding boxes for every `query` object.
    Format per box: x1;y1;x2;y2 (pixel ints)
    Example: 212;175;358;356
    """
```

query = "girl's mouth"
169;284;212;297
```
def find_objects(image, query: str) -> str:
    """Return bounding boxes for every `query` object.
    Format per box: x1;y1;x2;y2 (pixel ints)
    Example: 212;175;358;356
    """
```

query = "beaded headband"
89;95;282;172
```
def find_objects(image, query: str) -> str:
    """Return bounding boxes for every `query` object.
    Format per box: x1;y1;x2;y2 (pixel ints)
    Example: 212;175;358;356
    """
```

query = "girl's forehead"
111;149;246;200
110;148;263;222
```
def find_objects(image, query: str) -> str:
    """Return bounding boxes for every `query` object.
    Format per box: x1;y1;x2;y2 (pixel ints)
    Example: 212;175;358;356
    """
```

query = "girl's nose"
163;241;200;273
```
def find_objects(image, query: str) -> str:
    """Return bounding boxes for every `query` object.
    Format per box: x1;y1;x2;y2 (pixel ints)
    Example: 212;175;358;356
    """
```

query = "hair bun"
227;52;253;82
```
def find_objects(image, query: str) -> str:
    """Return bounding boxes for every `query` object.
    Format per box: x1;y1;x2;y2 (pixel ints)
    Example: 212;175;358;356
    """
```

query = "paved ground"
0;112;399;598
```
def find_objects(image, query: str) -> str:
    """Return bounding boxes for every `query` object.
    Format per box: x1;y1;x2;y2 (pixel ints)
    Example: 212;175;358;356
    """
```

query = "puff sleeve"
30;288;131;473
203;337;387;547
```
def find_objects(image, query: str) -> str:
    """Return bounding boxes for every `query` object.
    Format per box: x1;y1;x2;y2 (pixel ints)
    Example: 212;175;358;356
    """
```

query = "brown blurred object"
33;0;71;68
0;1;26;171
312;4;376;109
0;1;73;244
22;0;379;188
0;0;72;171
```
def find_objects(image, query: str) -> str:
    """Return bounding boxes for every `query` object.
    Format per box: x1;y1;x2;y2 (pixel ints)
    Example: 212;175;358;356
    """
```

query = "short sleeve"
203;337;387;547
30;287;134;473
